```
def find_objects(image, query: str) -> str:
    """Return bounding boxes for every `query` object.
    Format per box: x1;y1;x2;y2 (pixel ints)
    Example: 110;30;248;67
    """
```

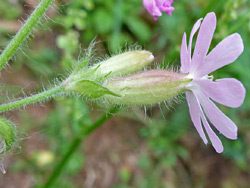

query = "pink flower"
142;0;174;20
180;12;246;153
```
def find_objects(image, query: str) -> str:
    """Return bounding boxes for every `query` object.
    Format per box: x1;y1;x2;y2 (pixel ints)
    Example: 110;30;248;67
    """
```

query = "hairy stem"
43;106;120;188
0;87;63;113
0;0;55;71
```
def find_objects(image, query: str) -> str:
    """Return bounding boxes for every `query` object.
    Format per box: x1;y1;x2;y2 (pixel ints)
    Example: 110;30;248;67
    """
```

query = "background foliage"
0;0;250;187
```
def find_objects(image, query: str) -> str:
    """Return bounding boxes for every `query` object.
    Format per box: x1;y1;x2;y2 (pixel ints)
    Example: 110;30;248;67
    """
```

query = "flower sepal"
0;117;16;154
63;79;121;98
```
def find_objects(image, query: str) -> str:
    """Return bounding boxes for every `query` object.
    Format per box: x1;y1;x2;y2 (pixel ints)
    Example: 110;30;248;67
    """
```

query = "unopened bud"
63;51;154;99
0;117;16;153
91;51;154;79
103;70;192;104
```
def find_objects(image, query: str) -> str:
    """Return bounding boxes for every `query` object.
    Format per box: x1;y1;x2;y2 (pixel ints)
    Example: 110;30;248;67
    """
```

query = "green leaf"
93;8;113;34
68;79;121;98
125;16;152;42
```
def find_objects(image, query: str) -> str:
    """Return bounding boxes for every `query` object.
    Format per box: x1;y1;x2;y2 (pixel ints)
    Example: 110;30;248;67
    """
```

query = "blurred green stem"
228;11;250;34
43;106;120;188
113;0;123;35
0;87;63;113
0;0;54;71
110;0;123;51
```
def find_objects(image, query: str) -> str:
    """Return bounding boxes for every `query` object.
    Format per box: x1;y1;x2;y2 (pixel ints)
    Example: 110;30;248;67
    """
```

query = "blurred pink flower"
142;0;174;20
180;12;245;153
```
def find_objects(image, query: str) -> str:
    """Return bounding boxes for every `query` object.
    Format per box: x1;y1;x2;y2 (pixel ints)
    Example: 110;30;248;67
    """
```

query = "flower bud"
103;70;192;104
63;51;154;99
91;51;154;79
0;117;16;153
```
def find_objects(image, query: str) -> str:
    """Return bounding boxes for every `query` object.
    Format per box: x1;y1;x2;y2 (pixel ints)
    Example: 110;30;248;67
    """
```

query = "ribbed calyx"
103;70;192;105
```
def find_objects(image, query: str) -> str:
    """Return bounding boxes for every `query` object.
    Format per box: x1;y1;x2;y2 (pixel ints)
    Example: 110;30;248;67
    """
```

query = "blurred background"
0;0;250;187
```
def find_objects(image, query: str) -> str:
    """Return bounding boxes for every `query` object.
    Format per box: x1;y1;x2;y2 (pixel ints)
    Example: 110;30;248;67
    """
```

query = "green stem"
43;106;120;188
0;87;63;113
0;0;54;71
44;137;82;188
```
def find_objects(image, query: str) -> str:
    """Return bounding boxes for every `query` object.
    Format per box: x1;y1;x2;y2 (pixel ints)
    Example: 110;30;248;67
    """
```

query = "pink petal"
188;18;202;61
156;0;174;16
195;91;238;140
196;33;244;77
190;12;217;75
188;91;223;153
143;0;162;19
180;33;189;73
186;92;208;144
200;112;224;153
196;78;246;108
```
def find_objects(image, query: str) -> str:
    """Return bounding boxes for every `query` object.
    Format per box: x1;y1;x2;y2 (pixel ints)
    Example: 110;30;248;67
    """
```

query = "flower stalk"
0;0;55;71
0;87;63;113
